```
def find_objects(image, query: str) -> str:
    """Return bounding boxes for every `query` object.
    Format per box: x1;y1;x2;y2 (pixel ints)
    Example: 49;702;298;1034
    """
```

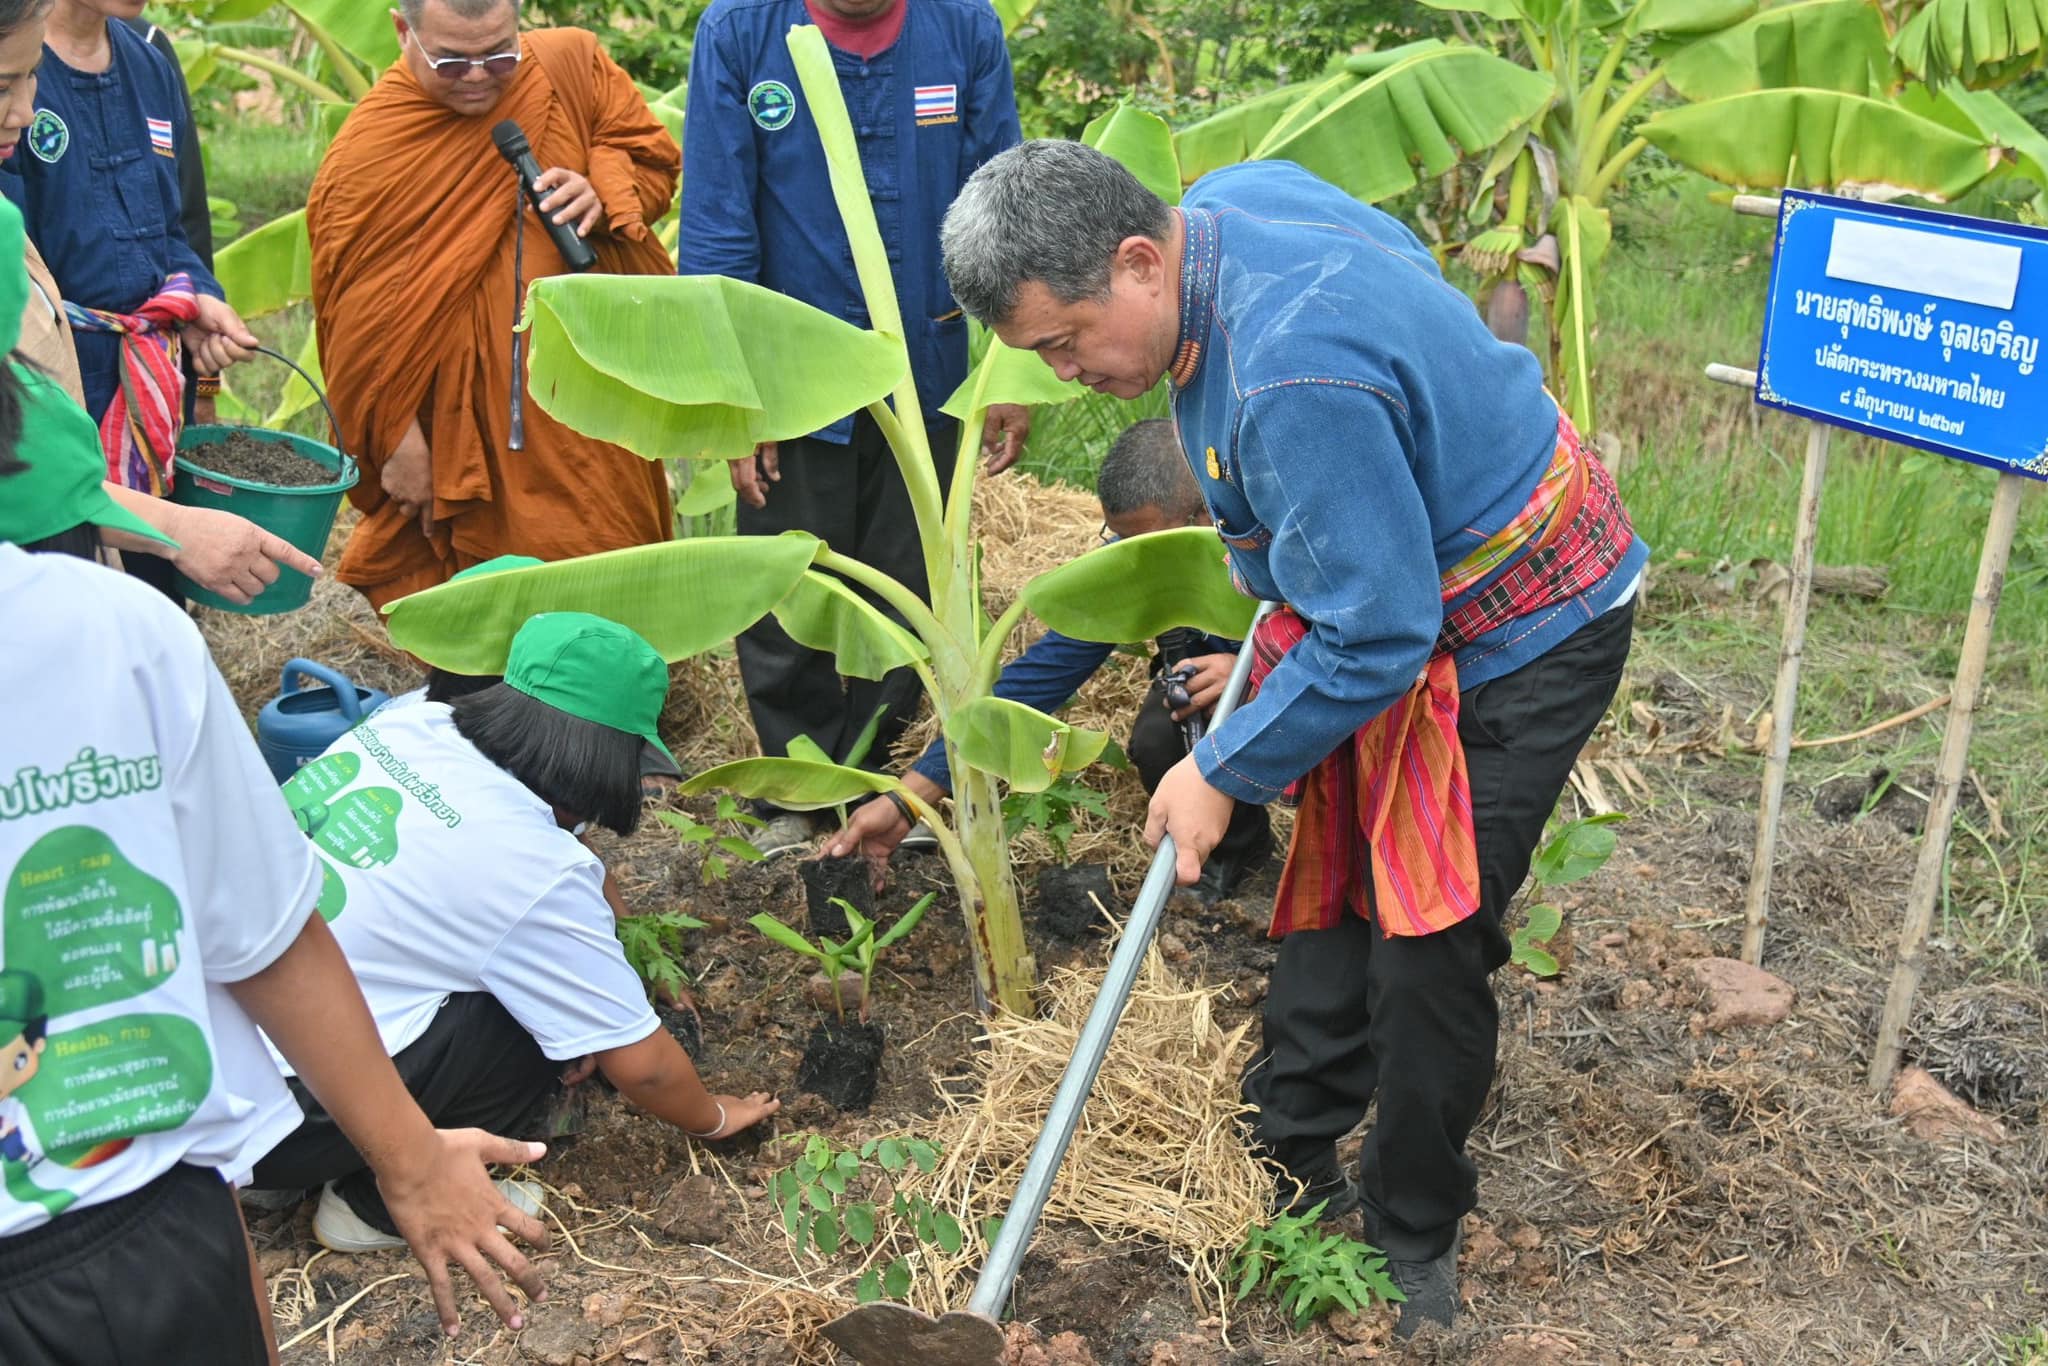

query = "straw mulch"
902;945;1269;1321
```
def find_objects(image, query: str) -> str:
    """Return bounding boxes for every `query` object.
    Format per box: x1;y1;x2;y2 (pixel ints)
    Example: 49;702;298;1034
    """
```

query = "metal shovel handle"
966;602;1278;1318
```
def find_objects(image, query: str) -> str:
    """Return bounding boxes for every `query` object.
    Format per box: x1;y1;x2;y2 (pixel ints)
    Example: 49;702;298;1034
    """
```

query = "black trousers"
1243;599;1635;1261
1128;675;1271;863
735;412;959;786
250;993;559;1233
0;1163;269;1365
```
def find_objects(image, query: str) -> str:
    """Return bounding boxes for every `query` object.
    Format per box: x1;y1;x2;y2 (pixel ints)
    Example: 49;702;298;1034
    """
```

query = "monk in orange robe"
309;0;678;610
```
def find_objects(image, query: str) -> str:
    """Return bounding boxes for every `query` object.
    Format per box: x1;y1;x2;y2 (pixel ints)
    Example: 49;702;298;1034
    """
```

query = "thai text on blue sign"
1755;191;2047;482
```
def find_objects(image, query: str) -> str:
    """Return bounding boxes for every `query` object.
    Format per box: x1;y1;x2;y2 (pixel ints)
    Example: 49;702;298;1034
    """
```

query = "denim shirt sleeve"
911;628;1116;791
676;15;761;283
1196;386;1440;802
962;12;1021;179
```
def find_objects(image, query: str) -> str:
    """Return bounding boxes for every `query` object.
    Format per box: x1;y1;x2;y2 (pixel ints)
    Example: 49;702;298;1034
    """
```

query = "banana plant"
1170;0;2048;435
376;27;1252;1017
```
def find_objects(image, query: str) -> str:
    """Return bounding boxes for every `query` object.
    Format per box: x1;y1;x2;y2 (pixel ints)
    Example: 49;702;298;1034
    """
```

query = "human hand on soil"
1167;654;1235;720
825;797;909;890
729;442;779;509
534;166;604;237
374;1128;551;1335
559;1055;598;1087
182;294;259;374
981;403;1031;474
384;420;435;536
162;502;323;605
700;1092;781;1139
1144;753;1236;886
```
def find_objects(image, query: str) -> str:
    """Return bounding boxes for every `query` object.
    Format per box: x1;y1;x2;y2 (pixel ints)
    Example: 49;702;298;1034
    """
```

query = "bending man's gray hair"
1098;419;1200;522
941;140;1174;327
400;0;522;26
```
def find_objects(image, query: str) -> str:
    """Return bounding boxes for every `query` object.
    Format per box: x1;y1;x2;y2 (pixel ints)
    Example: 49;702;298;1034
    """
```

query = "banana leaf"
940;330;1086;421
772;570;931;681
679;757;899;811
1897;82;2048;186
1250;46;1557;206
1174;80;1318;184
1340;38;1449;76
1082;104;1182;206
524;273;906;463
1641;88;2001;201
383;533;822;674
943;698;1110;793
213;209;312;321
1549;196;1611;436
264;331;325;431
1662;1;1894;102
1893;0;2048;89
674;464;739;516
1023;527;1256;643
282;0;398;71
1414;0;1522;19
1635;0;1758;35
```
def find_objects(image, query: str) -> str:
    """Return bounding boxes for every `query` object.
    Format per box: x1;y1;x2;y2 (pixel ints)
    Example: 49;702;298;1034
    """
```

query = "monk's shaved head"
400;0;520;24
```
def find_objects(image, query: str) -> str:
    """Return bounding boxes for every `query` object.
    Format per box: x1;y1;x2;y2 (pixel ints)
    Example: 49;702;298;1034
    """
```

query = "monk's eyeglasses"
406;30;522;79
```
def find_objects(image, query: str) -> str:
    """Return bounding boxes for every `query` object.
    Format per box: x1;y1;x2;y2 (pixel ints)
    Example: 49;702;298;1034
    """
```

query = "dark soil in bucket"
795;1019;885;1112
1037;862;1116;941
183;430;332;487
800;856;873;939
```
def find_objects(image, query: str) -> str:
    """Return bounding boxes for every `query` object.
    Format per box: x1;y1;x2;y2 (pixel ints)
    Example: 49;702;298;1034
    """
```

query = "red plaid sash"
1252;413;1632;939
65;274;200;496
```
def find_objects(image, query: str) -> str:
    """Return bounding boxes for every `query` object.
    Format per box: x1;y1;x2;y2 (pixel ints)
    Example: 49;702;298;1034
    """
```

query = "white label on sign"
1825;218;2022;310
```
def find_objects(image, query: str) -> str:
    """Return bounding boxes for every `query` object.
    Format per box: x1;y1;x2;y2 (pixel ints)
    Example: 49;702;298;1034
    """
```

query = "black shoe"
1274;1169;1361;1221
1190;827;1276;905
1386;1229;1460;1339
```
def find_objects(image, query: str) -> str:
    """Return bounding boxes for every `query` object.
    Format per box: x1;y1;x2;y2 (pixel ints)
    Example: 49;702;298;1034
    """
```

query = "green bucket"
168;348;357;616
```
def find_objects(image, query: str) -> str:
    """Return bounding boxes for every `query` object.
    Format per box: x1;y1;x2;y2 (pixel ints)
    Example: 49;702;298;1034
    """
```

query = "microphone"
492;119;598;273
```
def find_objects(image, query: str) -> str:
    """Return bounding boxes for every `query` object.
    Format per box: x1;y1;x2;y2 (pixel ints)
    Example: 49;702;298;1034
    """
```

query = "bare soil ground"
209;506;2048;1366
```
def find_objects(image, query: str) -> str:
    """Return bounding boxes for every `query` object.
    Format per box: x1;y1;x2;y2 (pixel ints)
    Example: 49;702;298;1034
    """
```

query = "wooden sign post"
1737;190;2045;1094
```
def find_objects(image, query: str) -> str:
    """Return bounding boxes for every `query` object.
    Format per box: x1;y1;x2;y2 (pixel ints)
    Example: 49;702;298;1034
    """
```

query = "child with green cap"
0;195;557;1358
248;611;779;1252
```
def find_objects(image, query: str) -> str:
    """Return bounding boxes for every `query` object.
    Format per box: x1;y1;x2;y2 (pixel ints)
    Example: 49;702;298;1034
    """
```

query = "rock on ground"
650;1172;730;1244
519;1306;600;1366
1890;1065;2009;1145
1689;957;1795;1032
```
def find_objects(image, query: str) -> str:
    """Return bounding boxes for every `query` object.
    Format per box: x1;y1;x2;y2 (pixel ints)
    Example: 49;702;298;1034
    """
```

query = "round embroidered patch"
748;80;796;132
26;109;67;164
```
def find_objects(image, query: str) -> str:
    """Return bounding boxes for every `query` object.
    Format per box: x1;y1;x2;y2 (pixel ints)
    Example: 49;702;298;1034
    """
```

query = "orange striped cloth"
1252;413;1631;939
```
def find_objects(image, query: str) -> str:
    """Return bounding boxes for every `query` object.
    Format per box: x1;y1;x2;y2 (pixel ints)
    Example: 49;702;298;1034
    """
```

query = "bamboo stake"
1869;473;2027;1094
1741;421;1831;966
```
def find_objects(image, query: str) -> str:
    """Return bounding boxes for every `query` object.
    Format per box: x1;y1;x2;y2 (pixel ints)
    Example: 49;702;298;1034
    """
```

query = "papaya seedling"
616;909;708;1004
1230;1202;1404;1328
767;1133;977;1303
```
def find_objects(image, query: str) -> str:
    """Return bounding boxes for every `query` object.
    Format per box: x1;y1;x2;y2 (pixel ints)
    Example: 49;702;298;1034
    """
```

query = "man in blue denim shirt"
942;142;1642;1337
679;0;1027;855
825;419;1274;900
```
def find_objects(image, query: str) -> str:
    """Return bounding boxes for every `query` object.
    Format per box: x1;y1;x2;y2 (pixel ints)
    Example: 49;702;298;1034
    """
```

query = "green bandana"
0;364;179;550
505;613;675;766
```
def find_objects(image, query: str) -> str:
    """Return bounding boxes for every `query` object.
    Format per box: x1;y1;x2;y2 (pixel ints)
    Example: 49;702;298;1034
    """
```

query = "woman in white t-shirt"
249;612;780;1253
0;195;551;1362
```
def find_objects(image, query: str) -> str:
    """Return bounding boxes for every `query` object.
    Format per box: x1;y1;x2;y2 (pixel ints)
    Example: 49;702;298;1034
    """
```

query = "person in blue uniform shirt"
678;0;1027;857
2;0;259;600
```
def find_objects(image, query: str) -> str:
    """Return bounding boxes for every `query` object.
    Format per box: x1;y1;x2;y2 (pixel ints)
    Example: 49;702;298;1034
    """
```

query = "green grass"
202;119;324;237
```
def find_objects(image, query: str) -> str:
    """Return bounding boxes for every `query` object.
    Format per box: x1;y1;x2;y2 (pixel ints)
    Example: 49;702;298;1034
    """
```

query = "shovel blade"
821;1301;1006;1366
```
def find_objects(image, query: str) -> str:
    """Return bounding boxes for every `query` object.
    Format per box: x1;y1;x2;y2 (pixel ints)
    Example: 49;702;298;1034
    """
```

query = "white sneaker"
313;1178;548;1254
754;811;816;859
899;821;939;853
313;1183;405;1253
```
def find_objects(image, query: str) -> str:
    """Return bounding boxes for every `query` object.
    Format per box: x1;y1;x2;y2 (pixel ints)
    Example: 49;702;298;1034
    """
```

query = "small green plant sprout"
1510;811;1626;978
749;893;936;1023
616;909;708;1004
656;794;767;883
766;1133;966;1303
1002;774;1112;864
1230;1202;1404;1329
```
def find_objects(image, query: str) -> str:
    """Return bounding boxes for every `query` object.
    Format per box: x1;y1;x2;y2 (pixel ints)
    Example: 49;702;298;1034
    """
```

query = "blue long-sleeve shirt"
1172;162;1648;805
679;0;1020;443
911;626;1237;791
1;21;221;423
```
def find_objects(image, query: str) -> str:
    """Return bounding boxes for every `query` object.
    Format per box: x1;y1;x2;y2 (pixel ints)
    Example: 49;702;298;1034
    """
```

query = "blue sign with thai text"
1756;191;2047;482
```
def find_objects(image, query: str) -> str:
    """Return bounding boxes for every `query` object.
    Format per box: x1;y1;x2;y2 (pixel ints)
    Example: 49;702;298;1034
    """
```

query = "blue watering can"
256;659;390;784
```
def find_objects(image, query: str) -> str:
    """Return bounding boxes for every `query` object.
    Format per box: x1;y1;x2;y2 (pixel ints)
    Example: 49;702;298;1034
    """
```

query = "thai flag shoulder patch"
914;84;958;125
146;116;175;158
